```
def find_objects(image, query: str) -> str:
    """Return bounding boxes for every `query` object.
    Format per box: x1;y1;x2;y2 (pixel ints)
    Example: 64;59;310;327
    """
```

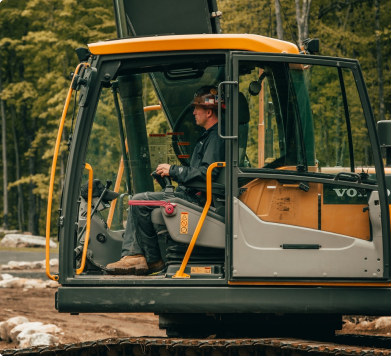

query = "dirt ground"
0;288;165;350
2;287;391;351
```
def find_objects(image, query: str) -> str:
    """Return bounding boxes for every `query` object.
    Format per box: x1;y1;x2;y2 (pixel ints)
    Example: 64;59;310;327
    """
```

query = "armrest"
185;181;225;195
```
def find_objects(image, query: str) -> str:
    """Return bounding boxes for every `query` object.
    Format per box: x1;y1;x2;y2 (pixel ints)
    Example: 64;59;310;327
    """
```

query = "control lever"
152;171;168;189
78;180;112;240
163;176;175;198
163;176;172;187
151;171;175;197
151;171;174;193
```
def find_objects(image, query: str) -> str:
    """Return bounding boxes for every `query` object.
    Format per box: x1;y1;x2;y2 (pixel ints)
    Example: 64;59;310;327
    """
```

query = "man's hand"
156;163;171;177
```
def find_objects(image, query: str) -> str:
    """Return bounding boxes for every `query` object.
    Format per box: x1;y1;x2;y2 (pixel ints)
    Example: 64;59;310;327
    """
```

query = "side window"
83;87;129;231
342;68;375;176
238;61;375;177
237;60;375;241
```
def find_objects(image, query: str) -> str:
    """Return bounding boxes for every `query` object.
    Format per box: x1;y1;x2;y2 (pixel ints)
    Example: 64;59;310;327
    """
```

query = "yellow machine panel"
88;34;299;56
239;178;371;241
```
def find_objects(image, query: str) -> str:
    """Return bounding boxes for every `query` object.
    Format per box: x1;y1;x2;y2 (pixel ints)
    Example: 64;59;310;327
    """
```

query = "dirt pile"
342;316;391;335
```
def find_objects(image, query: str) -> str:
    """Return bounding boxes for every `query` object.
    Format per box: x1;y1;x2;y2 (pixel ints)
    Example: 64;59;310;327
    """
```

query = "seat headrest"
238;92;250;125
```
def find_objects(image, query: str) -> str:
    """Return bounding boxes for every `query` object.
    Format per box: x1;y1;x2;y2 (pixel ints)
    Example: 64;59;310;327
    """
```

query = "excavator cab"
47;0;391;338
74;54;227;277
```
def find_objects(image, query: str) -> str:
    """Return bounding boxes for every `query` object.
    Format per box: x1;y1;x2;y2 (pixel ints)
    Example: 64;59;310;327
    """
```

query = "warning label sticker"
191;267;212;274
180;212;188;234
167;132;184;136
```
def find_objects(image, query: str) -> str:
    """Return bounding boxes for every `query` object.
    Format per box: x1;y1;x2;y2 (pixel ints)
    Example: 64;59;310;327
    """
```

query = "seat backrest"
214;167;225;185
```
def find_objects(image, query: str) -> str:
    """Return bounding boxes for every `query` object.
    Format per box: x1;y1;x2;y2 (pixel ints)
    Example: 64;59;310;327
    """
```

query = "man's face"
193;105;210;128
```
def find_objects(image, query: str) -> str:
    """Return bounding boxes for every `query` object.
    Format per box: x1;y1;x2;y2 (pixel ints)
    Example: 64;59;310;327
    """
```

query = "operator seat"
151;93;250;264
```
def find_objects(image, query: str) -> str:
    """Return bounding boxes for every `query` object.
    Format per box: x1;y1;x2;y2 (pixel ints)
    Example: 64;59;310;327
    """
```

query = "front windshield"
82;55;226;231
238;61;375;178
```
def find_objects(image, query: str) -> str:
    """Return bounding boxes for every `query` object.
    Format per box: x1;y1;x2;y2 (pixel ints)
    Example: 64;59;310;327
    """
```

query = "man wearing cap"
106;85;225;275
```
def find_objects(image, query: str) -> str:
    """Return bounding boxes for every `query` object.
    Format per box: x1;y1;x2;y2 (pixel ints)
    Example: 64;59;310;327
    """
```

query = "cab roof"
88;34;299;56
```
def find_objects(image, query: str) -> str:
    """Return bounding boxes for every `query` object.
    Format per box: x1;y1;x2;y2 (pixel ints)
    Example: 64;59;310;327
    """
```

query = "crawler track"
2;335;391;356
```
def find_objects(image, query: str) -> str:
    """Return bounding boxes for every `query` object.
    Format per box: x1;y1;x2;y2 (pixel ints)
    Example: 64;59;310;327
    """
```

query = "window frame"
59;50;234;285
230;52;390;281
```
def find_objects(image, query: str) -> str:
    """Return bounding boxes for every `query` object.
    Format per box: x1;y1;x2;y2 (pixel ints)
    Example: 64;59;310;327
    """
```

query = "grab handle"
334;171;362;184
218;81;238;140
46;63;87;281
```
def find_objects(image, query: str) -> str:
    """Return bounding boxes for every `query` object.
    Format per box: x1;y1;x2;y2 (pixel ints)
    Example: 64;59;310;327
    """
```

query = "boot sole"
106;266;149;276
148;263;166;275
135;266;149;275
106;266;136;275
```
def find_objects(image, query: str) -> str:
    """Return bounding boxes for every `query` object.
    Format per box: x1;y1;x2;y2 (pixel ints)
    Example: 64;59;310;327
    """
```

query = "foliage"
0;0;115;234
0;0;390;234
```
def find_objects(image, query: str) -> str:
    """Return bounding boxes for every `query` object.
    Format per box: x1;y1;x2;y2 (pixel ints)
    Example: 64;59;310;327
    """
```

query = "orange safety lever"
173;162;226;278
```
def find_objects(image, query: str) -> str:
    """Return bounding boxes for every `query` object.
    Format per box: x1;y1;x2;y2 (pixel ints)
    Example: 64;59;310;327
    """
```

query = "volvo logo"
333;188;366;198
333;188;390;198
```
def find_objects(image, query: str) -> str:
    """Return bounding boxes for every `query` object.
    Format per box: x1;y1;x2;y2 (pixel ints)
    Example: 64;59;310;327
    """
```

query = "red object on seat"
128;200;177;215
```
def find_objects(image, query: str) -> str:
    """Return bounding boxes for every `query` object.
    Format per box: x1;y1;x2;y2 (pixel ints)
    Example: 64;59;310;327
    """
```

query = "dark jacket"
169;123;225;189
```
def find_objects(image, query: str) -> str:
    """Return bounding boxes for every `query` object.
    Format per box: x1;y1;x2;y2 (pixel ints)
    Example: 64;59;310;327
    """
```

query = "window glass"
238;61;375;178
81;58;226;230
83;87;128;231
342;68;375;176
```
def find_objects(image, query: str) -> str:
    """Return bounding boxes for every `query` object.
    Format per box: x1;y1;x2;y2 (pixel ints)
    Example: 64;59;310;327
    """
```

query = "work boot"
147;259;165;275
106;255;148;275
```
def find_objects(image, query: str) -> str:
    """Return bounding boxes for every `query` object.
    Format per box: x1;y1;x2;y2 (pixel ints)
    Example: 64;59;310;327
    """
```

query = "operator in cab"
106;85;225;275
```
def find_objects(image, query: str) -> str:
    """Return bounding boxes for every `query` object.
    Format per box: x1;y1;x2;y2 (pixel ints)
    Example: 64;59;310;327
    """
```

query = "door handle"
334;171;362;184
218;81;238;140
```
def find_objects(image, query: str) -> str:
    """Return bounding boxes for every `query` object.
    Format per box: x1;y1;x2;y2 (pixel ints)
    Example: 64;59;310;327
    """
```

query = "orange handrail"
107;104;160;228
46;63;88;281
107;140;129;229
143;104;161;112
107;158;124;229
173;162;226;278
76;164;93;275
107;100;160;228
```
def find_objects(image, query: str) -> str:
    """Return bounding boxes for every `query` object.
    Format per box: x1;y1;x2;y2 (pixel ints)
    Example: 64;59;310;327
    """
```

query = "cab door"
230;53;389;280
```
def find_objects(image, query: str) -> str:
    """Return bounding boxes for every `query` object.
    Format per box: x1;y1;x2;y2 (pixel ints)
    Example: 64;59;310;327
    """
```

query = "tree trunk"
10;105;25;231
27;151;38;235
19;61;38;235
295;0;312;44
35;194;41;235
375;0;385;121
274;0;284;40
20;103;38;235
0;53;8;230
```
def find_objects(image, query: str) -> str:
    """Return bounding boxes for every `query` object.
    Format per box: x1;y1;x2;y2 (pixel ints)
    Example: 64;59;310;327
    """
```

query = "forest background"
0;0;389;235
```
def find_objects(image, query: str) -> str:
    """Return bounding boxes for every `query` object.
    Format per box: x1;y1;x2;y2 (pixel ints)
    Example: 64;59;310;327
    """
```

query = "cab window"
238;61;375;177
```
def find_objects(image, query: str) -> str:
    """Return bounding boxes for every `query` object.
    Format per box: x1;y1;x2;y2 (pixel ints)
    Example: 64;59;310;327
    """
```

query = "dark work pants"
121;190;195;262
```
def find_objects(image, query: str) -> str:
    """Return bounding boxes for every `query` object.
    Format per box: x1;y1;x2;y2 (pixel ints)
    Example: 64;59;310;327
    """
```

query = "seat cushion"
151;208;166;225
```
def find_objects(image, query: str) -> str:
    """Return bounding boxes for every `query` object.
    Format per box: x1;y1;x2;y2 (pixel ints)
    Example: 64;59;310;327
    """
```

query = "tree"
0;52;8;230
275;0;284;40
375;0;385;121
295;0;312;44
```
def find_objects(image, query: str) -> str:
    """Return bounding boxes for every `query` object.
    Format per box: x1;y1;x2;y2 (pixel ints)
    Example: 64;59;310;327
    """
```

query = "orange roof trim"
88;34;299;56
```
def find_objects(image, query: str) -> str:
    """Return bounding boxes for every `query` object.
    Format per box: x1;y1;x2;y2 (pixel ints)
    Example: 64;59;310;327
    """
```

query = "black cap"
80;179;119;203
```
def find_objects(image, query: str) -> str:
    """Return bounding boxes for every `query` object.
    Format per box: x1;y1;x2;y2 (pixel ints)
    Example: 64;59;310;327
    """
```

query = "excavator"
34;0;391;353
